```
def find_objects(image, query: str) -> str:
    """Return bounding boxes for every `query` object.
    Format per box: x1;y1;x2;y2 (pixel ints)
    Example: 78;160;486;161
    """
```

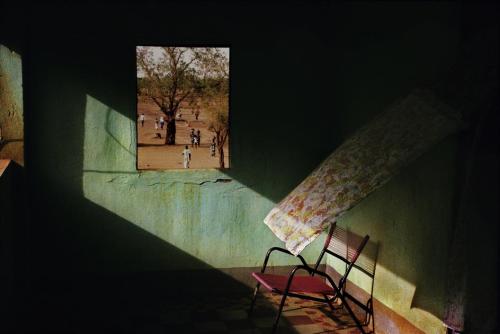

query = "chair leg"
338;292;367;334
272;293;288;333
249;283;260;314
323;294;338;311
365;298;373;327
370;299;375;334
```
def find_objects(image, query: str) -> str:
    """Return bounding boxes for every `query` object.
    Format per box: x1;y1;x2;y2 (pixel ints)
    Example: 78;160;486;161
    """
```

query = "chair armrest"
260;247;308;273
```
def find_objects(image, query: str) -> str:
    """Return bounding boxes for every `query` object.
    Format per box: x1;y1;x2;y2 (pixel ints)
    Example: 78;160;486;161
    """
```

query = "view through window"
136;46;230;170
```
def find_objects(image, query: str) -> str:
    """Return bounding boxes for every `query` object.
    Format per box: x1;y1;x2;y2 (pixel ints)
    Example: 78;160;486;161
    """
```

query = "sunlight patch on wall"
0;44;24;165
329;257;443;333
82;94;294;268
83;95;136;173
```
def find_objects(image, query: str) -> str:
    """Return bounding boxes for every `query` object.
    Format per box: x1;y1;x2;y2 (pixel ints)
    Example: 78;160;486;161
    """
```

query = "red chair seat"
249;224;372;334
252;272;334;294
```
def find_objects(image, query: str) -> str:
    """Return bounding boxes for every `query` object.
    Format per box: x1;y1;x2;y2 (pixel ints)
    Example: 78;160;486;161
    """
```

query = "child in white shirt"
182;145;192;168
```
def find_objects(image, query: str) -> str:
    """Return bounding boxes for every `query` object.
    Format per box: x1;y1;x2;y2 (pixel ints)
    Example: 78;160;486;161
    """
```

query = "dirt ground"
137;98;230;170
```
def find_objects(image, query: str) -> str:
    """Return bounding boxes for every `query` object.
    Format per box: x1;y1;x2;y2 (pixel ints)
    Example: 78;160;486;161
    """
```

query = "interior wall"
0;161;27;333
0;45;24;165
325;3;498;334
322;4;462;332
18;1;462;273
0;161;16;331
20;2;338;276
329;136;459;333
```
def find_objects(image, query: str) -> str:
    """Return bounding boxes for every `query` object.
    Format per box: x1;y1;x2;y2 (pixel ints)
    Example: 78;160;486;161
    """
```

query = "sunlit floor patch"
159;292;370;334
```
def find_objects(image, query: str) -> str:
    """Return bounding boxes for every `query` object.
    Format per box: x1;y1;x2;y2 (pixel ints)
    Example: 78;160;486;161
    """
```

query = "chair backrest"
314;223;371;281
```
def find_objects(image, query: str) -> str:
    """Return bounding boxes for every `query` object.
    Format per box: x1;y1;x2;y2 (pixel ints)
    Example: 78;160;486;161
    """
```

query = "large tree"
197;48;230;168
137;47;201;145
206;91;229;168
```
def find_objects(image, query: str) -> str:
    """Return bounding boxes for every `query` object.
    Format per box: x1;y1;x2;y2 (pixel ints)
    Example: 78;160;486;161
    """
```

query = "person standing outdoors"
196;129;201;147
159;116;165;129
210;142;216;157
193;135;199;148
182;145;192;169
139;113;145;127
190;128;195;147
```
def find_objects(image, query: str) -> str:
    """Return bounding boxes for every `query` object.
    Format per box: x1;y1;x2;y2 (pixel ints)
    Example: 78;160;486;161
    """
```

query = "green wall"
329;136;459;333
0;45;24;165
0;162;16;331
81;94;318;269
20;2;339;275
20;2;462;272
0;161;27;333
324;4;498;333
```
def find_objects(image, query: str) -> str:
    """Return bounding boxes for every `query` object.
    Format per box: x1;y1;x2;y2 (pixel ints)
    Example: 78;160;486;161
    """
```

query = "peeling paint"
0;45;24;165
82;94;324;269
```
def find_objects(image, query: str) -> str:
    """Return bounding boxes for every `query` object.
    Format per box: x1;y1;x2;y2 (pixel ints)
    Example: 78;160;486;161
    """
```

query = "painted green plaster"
82;95;323;269
328;136;458;333
0;45;24;165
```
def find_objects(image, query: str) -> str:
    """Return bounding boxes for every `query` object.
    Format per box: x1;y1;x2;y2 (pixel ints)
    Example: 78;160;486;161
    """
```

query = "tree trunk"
218;146;225;168
215;131;227;168
165;114;176;145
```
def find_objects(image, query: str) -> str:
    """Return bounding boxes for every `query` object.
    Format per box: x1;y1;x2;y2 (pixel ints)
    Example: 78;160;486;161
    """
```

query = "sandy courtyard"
137;100;230;170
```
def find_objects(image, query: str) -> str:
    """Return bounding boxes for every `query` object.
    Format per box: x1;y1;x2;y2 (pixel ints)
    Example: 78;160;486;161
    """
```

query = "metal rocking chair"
249;222;370;334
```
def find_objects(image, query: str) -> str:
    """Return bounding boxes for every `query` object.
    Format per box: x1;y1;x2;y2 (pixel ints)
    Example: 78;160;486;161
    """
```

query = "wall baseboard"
28;265;430;333
324;265;426;334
